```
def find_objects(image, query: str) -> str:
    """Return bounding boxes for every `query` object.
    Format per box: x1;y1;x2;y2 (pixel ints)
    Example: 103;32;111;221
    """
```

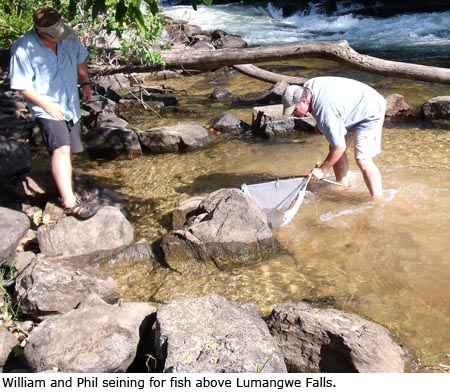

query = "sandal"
75;187;99;203
64;200;101;220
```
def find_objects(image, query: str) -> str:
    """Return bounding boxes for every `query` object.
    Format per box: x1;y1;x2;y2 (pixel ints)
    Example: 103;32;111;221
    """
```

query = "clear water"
72;56;450;371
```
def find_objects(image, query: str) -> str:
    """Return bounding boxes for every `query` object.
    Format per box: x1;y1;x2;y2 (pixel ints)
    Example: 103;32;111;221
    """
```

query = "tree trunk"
91;40;450;85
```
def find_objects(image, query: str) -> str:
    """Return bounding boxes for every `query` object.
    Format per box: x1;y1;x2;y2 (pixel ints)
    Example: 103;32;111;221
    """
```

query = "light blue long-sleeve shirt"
9;27;88;123
305;76;386;147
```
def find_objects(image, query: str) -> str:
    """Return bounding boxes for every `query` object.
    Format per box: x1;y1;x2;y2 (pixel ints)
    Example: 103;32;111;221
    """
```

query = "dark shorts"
35;118;83;154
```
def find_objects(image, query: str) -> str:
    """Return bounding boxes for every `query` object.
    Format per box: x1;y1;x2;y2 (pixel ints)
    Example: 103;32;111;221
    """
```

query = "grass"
414;347;450;373
0;258;21;326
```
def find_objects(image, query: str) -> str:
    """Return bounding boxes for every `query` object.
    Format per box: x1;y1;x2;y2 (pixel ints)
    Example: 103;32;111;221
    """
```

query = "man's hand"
41;100;65;120
21;89;66;120
81;84;92;103
311;167;324;181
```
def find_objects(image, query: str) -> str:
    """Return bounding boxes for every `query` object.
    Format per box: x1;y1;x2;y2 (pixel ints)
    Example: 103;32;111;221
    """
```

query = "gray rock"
139;122;216;153
268;302;406;373
24;302;155;372
209;86;234;100
420;96;450;119
211;30;248;49
85;127;142;159
251;105;316;137
161;188;279;272
0;207;30;259
0;327;18;368
171;196;203;230
14;254;119;318
210;113;250;135
36;206;134;263
155;294;287;373
11;250;35;274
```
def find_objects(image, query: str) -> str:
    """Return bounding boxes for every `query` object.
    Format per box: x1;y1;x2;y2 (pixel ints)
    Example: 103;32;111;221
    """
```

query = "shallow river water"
74;59;450;370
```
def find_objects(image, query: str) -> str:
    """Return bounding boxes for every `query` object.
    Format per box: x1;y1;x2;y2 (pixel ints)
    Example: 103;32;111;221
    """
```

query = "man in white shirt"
10;7;100;219
283;76;386;198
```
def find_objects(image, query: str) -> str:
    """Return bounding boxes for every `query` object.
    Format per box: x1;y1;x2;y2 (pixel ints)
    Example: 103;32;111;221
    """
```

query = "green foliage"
415;346;450;373
0;0;39;47
1;258;21;322
191;0;213;11
1;0;214;65
74;1;165;65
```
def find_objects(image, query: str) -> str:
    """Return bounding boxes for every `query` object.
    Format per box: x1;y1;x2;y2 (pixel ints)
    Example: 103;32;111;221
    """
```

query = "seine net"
241;176;310;228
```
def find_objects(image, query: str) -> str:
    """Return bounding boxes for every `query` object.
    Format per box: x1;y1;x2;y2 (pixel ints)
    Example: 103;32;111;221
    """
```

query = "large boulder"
36;206;134;263
139;122;216;153
161;188;279;272
24;301;155;372
155;294;287;373
268;302;406;373
0;207;30;259
14;254;119;318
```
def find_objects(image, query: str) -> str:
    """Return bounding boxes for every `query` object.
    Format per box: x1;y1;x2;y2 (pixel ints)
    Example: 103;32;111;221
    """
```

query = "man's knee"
52;145;71;156
356;158;373;171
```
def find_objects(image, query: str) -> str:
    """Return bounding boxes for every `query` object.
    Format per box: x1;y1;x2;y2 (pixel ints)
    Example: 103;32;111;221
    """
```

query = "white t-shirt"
304;76;386;147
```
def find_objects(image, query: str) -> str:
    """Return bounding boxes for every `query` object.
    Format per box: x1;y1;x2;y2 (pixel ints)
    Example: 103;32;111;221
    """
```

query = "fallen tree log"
232;64;306;85
90;40;450;85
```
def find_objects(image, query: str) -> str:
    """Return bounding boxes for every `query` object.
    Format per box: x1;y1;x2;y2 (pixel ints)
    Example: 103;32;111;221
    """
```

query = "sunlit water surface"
71;59;450;369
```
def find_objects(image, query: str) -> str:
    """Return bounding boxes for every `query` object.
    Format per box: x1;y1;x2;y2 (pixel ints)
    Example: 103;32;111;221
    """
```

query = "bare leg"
51;145;76;208
356;158;383;197
333;150;349;183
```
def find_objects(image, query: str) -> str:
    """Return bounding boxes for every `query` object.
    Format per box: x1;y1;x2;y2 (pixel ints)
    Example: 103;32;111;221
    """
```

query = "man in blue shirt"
283;77;386;198
9;7;100;219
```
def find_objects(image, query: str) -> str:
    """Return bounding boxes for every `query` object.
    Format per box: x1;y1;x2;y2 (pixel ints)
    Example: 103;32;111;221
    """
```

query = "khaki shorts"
345;118;383;160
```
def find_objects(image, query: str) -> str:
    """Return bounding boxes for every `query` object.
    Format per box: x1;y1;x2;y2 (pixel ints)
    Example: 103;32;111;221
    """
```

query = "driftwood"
90;40;450;85
232;64;306;85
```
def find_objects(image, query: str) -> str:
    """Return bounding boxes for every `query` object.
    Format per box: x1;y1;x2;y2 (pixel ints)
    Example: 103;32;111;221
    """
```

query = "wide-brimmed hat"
282;85;304;115
33;7;71;40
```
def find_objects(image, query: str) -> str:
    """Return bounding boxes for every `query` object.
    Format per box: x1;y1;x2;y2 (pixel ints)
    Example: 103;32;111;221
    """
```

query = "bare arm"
311;143;346;180
77;62;92;103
